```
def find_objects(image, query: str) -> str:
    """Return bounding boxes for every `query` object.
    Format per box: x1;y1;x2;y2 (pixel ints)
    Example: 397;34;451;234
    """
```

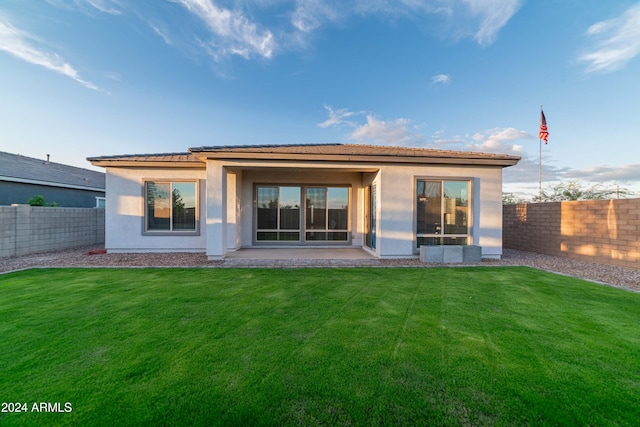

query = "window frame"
143;180;200;236
255;185;302;243
253;184;352;245
415;178;472;249
304;186;351;243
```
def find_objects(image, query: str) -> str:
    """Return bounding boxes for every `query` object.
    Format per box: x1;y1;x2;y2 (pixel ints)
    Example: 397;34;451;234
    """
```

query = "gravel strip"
1;246;638;291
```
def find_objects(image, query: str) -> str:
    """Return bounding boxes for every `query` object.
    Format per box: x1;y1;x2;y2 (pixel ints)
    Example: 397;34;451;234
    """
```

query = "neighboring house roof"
87;152;205;168
0;151;105;191
89;144;521;167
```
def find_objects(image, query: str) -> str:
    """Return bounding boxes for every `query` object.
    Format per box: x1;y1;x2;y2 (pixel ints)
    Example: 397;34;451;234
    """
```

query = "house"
88;143;520;259
0;151;105;207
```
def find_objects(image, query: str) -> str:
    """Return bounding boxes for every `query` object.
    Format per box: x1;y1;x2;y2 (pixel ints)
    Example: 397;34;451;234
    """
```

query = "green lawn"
1;267;639;426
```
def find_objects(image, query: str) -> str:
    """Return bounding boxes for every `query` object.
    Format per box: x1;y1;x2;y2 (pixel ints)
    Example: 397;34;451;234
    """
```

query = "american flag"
539;109;549;143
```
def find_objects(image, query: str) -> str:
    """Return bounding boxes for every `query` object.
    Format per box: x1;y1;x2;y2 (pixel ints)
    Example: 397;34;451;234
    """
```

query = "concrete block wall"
503;199;639;269
0;206;17;258
0;205;105;257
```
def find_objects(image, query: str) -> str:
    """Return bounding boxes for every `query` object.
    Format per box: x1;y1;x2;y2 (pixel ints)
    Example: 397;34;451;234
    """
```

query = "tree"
532;180;633;202
172;187;185;211
502;192;526;205
27;195;58;207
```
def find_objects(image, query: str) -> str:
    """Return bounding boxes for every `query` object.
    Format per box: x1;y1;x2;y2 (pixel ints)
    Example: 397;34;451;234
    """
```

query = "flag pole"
537;105;549;200
539;104;543;200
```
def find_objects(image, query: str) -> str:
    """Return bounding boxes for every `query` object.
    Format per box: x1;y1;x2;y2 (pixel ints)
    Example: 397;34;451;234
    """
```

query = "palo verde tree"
502;192;527;205
532;180;633;202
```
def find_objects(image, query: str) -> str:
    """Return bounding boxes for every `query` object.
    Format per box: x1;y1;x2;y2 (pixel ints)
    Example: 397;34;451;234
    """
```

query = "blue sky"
1;0;640;199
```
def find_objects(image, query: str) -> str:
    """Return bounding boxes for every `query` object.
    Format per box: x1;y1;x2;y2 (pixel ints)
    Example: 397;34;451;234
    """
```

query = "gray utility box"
420;245;482;263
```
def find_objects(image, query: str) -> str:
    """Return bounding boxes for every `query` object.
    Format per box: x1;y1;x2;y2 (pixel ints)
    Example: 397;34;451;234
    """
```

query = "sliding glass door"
256;186;301;241
255;185;350;244
305;187;349;241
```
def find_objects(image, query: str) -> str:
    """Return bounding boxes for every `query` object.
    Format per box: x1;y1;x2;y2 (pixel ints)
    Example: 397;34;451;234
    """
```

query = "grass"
1;267;639;426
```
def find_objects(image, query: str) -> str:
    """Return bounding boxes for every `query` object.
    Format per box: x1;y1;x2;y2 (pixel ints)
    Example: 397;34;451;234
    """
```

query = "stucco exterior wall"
105;167;207;252
102;160;505;258
375;164;504;258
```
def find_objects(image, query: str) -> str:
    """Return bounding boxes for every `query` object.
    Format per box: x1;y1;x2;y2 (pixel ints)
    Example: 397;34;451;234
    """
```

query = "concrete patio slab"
224;247;376;260
221;248;381;267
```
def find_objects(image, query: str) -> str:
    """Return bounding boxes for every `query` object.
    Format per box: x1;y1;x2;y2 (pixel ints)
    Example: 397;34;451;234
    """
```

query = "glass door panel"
443;181;468;235
256;185;350;244
279;186;301;230
305;187;349;242
256;186;301;241
416;181;441;235
305;187;326;230
328;187;348;230
257;187;278;231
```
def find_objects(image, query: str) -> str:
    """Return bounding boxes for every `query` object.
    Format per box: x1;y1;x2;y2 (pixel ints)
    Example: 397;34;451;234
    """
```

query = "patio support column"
206;160;227;260
226;172;237;250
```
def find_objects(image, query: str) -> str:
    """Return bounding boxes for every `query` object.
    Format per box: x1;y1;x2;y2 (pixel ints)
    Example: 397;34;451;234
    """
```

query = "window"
305;187;349;241
145;181;197;233
256;186;301;241
416;180;469;246
255;185;350;243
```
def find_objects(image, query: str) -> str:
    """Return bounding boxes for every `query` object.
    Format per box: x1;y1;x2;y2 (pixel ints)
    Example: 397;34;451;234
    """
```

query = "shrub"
27;195;58;207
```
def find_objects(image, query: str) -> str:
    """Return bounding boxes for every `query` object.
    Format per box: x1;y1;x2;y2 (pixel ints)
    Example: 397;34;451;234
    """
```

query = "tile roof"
190;143;520;164
87;152;203;164
1;151;105;190
89;144;520;167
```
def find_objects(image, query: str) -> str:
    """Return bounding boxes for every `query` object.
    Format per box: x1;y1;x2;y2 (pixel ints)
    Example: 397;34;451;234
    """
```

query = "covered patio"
222;247;383;267
225;247;376;260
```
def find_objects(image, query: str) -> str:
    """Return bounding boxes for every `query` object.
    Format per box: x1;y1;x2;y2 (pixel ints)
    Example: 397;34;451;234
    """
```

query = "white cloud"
289;0;520;50
463;0;522;47
43;0;521;69
468;127;532;153
105;71;121;81
319;107;532;151
149;22;172;45
318;105;421;145
83;0;122;15
0;16;102;91
431;73;451;84
578;3;640;73
317;105;357;128
564;164;640;183
175;0;275;60
350;115;420;145
292;0;341;33
46;0;122;15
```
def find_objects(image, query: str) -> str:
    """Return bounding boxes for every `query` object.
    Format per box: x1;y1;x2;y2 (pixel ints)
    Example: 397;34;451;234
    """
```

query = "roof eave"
88;159;205;168
190;151;521;167
0;175;105;191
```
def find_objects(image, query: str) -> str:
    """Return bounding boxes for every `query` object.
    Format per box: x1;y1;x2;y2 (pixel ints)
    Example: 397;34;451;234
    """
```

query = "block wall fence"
503;198;639;269
0;205;105;258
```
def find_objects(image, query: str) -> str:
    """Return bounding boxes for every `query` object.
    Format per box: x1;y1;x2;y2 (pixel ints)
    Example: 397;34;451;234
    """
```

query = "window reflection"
145;182;197;232
256;185;350;243
416;180;469;246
